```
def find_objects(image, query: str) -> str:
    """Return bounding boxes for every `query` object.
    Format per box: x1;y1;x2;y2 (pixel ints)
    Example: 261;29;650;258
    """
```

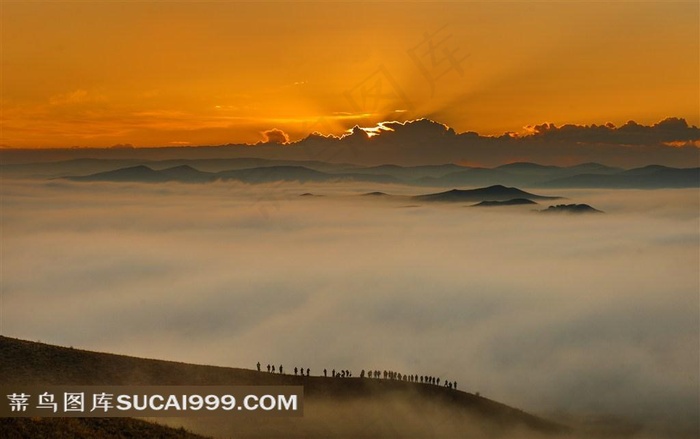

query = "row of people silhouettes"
260;364;317;376
258;363;458;390
364;370;457;390
264;364;285;374
293;367;311;376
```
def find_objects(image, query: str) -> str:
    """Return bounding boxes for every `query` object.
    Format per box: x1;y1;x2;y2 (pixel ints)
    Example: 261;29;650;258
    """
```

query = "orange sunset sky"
1;0;698;149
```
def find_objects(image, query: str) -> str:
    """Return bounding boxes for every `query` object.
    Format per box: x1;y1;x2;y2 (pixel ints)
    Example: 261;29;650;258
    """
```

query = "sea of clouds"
1;179;697;436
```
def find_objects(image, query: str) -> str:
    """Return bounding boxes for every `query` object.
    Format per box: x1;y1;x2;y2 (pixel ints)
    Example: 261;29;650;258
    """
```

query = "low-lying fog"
2;179;698;436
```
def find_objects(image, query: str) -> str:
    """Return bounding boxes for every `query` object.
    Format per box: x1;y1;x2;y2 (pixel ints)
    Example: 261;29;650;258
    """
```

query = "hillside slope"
0;336;568;438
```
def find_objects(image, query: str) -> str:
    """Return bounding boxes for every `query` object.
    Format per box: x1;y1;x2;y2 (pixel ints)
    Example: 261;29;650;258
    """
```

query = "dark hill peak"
161;164;201;172
66;165;163;182
108;164;155;174
497;162;560;171
623;164;674;175
415;185;561;202
473;198;538;207
541;204;603;214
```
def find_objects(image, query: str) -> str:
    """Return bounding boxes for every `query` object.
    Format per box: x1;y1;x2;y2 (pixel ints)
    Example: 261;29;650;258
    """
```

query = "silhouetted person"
454;381;457;390
307;368;310;376
360;370;365;378
257;362;261;372
267;364;271;373
271;365;275;373
294;367;298;375
332;369;336;377
324;368;327;377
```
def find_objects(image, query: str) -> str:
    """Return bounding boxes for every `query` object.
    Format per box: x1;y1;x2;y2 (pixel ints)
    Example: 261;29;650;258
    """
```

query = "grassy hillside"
0;336;569;438
0;417;211;439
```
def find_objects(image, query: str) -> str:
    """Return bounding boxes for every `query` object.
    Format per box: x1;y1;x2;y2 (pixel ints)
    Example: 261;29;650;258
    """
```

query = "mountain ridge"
48;161;698;189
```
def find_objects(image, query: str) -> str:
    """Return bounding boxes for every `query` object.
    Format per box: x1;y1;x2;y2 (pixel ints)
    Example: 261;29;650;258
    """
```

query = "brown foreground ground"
1;335;630;439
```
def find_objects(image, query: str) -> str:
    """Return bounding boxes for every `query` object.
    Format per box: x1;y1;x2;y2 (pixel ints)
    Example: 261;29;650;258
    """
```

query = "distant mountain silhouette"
496;162;562;173
357;164;466;180
217;165;330;183
427;162;622;188
0;336;569;439
222;166;399;184
361;191;391;197
158;164;214;182
52;160;699;189
66;165;216;183
415;185;561;202
541;204;603;214
542;166;699;188
66;165;399;185
472;198;538;207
